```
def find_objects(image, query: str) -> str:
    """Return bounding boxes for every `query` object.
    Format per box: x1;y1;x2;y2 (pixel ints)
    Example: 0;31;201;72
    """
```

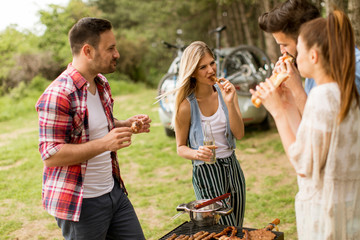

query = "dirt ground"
238;126;296;194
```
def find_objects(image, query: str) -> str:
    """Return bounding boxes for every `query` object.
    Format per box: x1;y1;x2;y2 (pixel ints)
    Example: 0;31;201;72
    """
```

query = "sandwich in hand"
251;54;294;108
211;76;222;84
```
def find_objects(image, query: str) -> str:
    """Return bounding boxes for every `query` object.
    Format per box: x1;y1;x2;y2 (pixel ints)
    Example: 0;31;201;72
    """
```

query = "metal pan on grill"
176;199;233;226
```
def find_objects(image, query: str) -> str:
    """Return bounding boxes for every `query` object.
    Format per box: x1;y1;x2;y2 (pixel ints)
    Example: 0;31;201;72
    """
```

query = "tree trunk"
313;0;323;11
234;0;245;45
324;0;359;47
258;22;265;50
260;0;280;62
324;0;348;14
225;5;236;47
228;1;243;46
220;5;231;48
348;0;360;47
238;0;254;46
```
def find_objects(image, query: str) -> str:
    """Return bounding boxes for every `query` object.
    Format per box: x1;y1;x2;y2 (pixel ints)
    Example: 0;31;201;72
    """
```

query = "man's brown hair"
258;0;320;40
69;17;112;56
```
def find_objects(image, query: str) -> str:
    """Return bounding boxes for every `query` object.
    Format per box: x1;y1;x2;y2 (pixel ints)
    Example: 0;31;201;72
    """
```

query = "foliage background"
0;0;359;95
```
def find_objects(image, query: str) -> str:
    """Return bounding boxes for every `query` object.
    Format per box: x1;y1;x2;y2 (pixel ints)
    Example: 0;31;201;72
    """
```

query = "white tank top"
200;94;233;158
83;88;114;198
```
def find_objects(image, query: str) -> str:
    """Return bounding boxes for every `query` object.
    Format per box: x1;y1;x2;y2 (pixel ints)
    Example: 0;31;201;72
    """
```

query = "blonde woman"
165;41;246;226
252;11;360;239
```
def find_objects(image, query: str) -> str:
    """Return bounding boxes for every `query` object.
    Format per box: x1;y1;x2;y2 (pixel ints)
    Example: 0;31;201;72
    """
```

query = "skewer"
194;192;231;209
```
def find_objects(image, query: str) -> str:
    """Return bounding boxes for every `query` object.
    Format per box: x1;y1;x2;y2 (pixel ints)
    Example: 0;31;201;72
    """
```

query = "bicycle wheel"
157;72;177;114
221;45;272;95
157;73;177;137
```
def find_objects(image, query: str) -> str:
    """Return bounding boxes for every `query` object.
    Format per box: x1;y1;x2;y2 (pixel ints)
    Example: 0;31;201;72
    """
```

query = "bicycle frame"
162;40;185;75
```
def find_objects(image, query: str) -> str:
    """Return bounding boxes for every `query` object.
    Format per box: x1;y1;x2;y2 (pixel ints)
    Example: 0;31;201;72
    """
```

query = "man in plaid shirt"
36;17;150;240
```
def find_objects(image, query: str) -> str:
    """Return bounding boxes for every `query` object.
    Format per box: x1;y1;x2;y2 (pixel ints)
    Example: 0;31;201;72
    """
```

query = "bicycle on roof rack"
157;26;273;137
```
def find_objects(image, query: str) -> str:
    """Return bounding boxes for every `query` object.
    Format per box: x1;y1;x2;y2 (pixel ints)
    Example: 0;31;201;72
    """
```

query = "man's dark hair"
258;0;321;40
69;17;112;56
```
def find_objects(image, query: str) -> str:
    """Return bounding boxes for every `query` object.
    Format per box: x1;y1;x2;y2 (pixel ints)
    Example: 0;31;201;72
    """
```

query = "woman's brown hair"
299;10;359;123
156;41;214;129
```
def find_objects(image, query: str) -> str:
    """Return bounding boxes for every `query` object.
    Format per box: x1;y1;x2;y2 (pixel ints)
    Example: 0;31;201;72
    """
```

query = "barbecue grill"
159;221;285;239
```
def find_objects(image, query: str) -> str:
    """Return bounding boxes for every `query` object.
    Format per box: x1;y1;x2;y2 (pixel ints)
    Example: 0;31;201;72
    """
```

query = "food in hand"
211;76;222;84
251;54;294;108
131;119;143;133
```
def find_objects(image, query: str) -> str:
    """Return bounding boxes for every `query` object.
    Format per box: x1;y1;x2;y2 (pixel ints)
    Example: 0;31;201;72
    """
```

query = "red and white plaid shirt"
36;63;126;221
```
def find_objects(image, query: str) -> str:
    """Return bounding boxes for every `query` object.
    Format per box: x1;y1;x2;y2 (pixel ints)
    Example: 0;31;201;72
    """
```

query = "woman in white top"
161;41;246;226
251;10;360;239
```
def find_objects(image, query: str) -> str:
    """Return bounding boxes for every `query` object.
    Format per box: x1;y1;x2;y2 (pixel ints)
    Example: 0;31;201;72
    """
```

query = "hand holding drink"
203;121;216;164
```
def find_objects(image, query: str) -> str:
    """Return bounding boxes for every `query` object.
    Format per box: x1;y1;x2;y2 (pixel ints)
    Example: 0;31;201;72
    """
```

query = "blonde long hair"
299;10;359;123
157;41;214;128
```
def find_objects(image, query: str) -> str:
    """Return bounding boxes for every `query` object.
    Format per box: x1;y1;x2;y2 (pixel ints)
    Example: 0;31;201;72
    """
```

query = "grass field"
0;83;298;239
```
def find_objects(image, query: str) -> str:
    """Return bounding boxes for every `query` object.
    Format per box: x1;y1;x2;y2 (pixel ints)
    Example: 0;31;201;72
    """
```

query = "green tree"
39;0;101;66
0;27;41;93
2;0;359;92
90;0;220;86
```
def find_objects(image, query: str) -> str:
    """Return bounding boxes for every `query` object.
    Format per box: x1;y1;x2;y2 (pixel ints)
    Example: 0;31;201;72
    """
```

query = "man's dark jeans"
56;180;145;240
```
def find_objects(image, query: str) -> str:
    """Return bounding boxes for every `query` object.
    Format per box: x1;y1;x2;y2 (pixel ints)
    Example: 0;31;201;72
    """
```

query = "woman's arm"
252;79;297;155
218;79;244;140
227;98;245;140
271;108;297;157
175;99;213;162
278;84;302;136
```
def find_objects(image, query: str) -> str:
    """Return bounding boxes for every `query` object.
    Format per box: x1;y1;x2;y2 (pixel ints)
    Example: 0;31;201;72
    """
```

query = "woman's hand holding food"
250;79;283;117
215;77;237;104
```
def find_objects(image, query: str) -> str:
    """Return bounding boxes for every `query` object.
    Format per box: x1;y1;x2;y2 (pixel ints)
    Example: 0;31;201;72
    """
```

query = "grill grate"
159;221;284;240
